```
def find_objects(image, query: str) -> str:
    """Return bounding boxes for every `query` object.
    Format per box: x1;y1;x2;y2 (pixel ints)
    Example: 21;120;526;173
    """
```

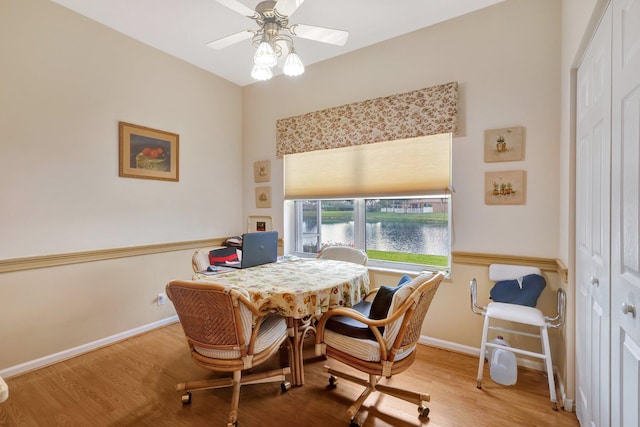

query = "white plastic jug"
485;335;509;362
489;346;518;386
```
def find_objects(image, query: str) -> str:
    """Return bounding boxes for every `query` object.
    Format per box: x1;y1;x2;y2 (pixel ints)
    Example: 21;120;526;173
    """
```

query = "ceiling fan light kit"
254;37;278;68
283;46;304;76
211;0;348;81
251;64;274;81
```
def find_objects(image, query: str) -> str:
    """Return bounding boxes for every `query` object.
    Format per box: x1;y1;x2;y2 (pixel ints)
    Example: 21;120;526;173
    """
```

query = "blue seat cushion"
325;275;412;340
324;300;374;340
489;274;546;307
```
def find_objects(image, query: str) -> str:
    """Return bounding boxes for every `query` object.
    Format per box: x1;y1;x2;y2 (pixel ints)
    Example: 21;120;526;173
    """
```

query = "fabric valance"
276;81;458;158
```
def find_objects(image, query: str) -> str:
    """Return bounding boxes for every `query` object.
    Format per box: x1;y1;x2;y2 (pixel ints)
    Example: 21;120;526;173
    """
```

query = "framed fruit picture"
119;121;179;181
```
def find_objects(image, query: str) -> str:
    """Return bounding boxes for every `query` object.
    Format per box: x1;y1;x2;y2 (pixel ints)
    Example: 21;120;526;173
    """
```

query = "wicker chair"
166;280;291;427
317;246;368;266
191;247;224;273
315;272;444;427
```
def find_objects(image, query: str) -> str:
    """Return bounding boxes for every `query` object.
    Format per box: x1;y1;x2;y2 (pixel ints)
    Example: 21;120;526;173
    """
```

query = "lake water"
318;221;449;256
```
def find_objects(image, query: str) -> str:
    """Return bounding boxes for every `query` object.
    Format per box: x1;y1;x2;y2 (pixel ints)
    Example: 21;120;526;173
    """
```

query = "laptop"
225;231;278;269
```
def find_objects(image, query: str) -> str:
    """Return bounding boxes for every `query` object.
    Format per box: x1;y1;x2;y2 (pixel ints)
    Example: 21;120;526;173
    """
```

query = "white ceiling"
50;0;505;87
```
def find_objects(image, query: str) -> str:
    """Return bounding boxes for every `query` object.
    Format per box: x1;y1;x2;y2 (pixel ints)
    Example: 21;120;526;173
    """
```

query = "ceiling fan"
208;0;349;80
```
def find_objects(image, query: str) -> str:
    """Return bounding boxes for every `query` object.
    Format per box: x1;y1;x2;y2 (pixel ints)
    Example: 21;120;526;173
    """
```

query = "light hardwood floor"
0;323;579;427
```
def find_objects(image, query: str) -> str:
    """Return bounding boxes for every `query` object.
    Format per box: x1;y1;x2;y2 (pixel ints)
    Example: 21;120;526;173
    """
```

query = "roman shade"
276;81;458;158
284;133;451;199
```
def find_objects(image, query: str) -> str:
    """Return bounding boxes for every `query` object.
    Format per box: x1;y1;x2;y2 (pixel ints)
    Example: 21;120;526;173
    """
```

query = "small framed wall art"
247;215;273;232
485;170;526;205
484;126;525;163
255;186;272;208
253;160;271;182
119;121;179;181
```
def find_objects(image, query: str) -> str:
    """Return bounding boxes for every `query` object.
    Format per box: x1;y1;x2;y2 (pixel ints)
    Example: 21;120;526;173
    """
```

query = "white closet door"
575;4;612;426
611;0;640;425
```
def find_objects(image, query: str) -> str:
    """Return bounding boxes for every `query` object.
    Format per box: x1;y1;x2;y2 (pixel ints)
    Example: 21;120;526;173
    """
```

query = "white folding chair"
317;246;368;266
470;264;566;410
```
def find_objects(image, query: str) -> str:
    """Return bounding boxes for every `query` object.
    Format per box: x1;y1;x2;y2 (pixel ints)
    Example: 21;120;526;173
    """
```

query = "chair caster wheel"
281;381;291;392
418;406;430;418
328;375;337;388
181;392;192;404
349;419;361;427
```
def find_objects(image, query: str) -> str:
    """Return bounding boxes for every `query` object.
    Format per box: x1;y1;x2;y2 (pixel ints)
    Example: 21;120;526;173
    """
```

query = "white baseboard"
418;335;547;372
419;335;480;356
0;315;178;379
558;377;575;412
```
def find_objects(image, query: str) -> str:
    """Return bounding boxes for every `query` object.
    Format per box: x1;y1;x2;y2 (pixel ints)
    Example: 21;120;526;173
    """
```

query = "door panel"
576;5;612;426
611;1;640;425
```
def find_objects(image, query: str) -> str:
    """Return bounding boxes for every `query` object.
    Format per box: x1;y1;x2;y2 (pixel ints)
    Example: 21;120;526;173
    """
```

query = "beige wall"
0;0;243;370
243;0;561;258
240;0;579;403
1;0;244;259
243;0;563;364
0;0;605;410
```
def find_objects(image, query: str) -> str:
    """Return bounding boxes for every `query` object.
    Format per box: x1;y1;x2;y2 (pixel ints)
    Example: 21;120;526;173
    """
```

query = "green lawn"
305;210;449;267
307;210;448;224
366;250;448;267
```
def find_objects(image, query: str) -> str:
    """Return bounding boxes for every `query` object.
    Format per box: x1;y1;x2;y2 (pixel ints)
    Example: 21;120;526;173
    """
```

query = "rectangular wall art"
485;170;526;205
255;186;272;208
253;160;271;182
247;216;273;232
484;126;525;162
119;121;179;181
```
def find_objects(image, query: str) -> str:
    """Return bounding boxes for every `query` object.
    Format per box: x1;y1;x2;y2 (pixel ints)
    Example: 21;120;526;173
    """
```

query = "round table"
193;257;370;385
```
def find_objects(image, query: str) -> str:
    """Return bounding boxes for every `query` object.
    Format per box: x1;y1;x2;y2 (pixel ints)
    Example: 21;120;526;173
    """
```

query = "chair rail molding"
0;238;227;273
3;247;562;281
451;251;568;283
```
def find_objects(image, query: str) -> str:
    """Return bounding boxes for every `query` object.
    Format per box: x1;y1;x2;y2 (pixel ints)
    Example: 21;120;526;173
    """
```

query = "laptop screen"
237;231;278;268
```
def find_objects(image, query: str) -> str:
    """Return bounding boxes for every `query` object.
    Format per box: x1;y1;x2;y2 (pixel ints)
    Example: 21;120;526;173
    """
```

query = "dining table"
192;256;370;386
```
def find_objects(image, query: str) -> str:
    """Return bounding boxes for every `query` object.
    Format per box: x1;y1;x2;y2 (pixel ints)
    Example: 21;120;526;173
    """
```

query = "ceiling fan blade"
216;0;256;17
294;24;349;46
206;30;253;50
274;0;305;17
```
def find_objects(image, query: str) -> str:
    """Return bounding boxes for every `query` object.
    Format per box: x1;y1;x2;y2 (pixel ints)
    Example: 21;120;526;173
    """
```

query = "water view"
316;221;449;256
299;199;450;265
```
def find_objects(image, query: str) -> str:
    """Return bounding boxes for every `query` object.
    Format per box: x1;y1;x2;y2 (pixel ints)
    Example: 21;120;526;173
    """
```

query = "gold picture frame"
247;215;273;232
255;186;272;208
484;126;525;162
253;160;271;182
485;170;526;205
119;121;179;181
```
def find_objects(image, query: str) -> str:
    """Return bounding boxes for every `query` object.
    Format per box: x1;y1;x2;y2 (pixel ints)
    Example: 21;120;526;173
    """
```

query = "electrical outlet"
157;292;166;306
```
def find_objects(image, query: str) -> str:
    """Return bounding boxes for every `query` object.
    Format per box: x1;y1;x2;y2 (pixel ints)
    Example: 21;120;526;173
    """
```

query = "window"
285;133;452;271
293;196;450;270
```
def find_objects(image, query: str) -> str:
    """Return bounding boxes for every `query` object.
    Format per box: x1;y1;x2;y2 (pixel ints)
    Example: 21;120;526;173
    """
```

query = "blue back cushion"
369;274;412;319
489;274;546;307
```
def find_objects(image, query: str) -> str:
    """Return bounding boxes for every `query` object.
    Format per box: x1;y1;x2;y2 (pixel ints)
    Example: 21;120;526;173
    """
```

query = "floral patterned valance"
276;81;458;158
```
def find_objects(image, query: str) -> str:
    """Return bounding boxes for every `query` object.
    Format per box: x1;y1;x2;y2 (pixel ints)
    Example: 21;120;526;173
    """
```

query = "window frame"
289;195;451;273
